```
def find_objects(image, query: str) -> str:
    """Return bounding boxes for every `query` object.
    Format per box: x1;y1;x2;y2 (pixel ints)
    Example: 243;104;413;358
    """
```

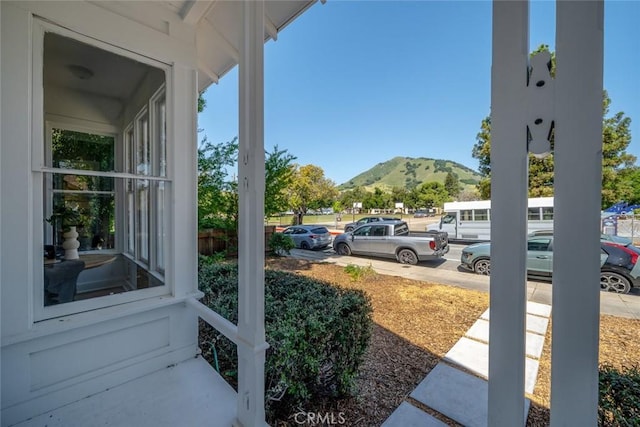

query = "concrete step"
409;363;530;427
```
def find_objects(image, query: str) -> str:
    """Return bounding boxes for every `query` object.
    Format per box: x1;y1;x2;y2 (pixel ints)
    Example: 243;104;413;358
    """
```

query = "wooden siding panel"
29;317;170;391
2;304;199;425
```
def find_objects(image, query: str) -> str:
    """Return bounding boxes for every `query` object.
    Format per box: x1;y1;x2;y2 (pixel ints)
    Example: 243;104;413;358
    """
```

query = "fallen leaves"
262;258;640;426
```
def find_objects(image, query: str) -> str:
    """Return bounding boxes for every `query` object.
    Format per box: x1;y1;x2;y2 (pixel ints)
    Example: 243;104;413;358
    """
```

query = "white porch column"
488;1;529;426
236;1;268;426
551;1;603;425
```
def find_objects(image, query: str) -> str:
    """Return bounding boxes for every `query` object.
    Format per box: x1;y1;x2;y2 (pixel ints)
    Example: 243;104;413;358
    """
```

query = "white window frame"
43;119;119;251
123;85;168;279
150;90;167;273
31;20;173;322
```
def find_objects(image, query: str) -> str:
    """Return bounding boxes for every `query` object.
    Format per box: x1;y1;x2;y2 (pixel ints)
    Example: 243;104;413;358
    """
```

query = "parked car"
343;216;401;233
600;234;633;246
460;236;640;294
333;220;449;265
413;209;435;218
279;225;333;250
528;229;633;245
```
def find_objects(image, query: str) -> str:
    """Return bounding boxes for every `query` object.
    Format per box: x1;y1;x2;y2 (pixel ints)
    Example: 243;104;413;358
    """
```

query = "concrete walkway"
382;301;552;426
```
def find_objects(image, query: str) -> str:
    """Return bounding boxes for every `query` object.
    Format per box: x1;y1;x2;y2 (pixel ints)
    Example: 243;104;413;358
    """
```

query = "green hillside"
338;156;481;192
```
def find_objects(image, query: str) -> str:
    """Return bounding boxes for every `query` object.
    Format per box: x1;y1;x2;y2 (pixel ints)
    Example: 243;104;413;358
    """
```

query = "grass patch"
343;263;377;281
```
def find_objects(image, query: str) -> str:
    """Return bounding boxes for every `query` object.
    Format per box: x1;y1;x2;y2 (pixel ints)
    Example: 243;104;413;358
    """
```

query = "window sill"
2;291;203;347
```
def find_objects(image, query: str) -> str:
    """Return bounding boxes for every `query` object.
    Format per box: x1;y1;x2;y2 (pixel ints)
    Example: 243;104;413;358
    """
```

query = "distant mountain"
338;156;481;192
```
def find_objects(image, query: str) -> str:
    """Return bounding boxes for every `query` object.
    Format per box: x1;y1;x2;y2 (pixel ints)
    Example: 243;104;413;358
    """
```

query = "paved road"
287;243;640;320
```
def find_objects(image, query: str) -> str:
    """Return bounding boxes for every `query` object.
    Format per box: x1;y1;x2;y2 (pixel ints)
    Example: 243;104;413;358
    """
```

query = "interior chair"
44;259;85;305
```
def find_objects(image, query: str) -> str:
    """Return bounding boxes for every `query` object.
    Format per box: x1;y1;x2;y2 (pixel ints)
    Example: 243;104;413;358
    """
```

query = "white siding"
1;2;200;424
1;2;33;340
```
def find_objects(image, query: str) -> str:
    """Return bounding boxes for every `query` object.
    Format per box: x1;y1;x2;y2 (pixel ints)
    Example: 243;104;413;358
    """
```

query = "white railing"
186;297;239;345
186;296;269;427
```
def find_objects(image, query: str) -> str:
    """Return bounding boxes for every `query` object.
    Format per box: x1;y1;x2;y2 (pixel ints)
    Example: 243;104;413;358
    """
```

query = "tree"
197;138;297;229
197;137;239;230
472;117;492;199
287;165;338;224
363;187;391;211
616;167;640;205
390;186;410;212
444;171;461;199
411;182;449;209
197;93;206;114
338;187;370;212
601;97;635;207
456;188;481;202
471;44;634;206
50;129;115;245
264;145;297;218
403;187;421;211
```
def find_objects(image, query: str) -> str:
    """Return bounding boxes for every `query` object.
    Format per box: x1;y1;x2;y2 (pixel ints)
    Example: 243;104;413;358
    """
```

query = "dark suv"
461;237;640;294
343;216;401;233
600;241;640;293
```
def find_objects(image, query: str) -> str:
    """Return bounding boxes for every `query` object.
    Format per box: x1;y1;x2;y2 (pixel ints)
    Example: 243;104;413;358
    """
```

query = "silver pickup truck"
332;220;449;265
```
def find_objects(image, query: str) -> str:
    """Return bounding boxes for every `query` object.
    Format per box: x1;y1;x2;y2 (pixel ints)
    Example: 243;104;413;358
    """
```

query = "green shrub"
198;263;373;420
344;263;376;281
268;232;295;256
599;364;640;426
198;252;227;268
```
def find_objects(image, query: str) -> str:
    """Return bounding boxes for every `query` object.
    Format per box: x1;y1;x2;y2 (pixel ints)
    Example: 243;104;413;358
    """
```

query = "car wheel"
336;242;352;256
473;258;491;275
300;241;310;250
398;249;418;265
600;271;631;294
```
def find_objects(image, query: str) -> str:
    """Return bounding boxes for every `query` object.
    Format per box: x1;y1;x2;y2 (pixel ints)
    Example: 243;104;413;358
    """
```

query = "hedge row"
599;363;640;426
198;261;373;419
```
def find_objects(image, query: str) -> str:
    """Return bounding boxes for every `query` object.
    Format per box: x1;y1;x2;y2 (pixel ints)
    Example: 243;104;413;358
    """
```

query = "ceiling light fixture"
67;64;94;80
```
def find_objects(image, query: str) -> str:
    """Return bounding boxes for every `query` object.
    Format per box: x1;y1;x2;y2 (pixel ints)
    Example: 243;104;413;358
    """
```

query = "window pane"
474;209;489;221
155;96;167;177
354;226;371;236
528;208;541;220
155;181;165;272
137;112;150;176
45;173;115;252
125;127;134;174
542;207;554;220
528;238;551;251
53;174;114;192
394;224;409;235
137;179;150;263
126;179;135;254
442;213;456;224
40;32;168;312
461;210;472;221
51;129;115;172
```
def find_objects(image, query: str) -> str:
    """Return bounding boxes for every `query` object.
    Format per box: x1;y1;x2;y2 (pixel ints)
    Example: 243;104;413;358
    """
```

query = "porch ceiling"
44;32;150;102
189;0;318;90
42;1;318;104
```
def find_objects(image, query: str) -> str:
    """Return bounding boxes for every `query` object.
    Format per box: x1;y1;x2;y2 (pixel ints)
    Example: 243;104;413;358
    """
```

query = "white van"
427;197;554;241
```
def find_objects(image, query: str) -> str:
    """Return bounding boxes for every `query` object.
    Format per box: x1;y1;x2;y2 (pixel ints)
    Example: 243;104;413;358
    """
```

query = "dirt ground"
264;257;640;427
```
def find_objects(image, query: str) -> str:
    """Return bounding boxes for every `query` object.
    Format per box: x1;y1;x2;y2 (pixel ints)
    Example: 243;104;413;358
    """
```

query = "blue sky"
198;1;640;186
